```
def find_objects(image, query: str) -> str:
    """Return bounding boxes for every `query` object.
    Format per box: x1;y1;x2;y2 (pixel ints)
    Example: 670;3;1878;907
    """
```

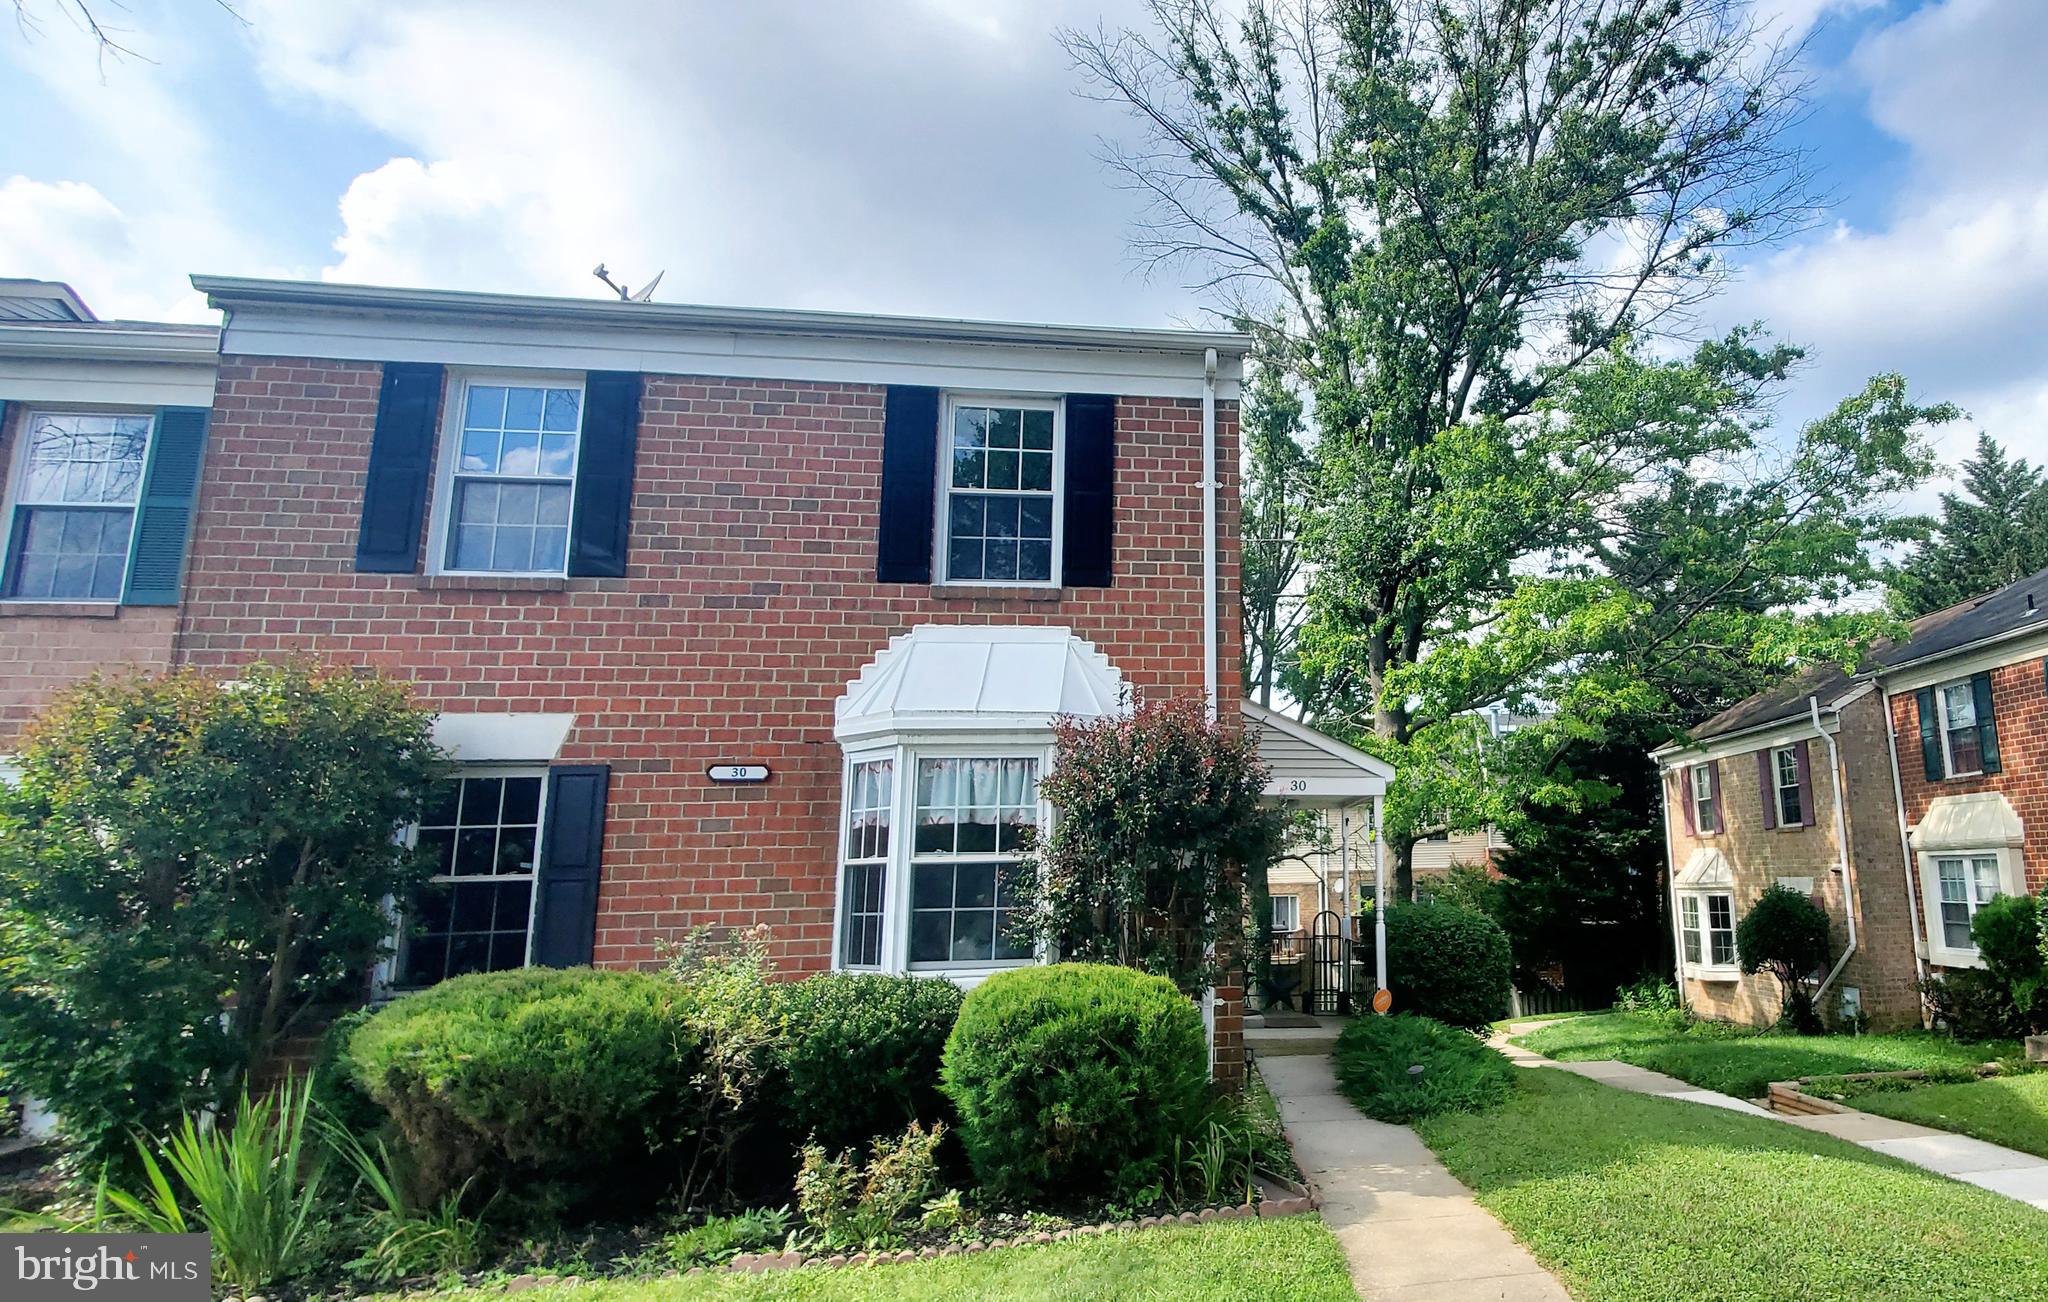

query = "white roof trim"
1909;792;2026;851
834;625;1126;744
1241;700;1394;801
1675;847;1734;889
0;322;219;365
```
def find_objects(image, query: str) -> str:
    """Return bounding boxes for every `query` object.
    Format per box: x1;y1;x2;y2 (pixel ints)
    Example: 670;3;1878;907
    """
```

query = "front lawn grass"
1830;1071;2048;1159
1516;1011;2012;1097
1418;1068;2048;1301
404;1218;1356;1302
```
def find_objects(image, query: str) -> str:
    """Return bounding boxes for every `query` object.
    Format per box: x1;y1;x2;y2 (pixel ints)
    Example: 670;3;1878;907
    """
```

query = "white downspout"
1202;347;1219;723
1881;687;1930;992
1810;696;1859;1006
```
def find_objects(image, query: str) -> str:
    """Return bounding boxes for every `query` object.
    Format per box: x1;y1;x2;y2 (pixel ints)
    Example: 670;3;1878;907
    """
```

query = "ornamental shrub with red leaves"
1016;697;1288;993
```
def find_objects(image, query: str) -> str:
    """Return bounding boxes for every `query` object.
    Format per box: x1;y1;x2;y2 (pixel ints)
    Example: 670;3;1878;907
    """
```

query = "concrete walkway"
1260;1055;1569;1300
1493;1026;2048;1212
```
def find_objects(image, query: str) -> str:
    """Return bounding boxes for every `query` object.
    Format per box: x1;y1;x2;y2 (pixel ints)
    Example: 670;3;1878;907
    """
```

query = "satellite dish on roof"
630;271;664;303
592;263;664;303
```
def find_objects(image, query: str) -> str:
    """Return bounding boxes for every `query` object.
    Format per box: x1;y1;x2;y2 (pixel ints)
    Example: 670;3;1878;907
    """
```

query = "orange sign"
1371;987;1393;1014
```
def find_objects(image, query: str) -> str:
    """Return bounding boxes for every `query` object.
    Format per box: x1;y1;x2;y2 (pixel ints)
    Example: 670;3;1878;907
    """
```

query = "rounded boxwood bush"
1363;901;1513;1029
939;963;1208;1203
1333;1014;1514;1122
342;967;703;1210
777;971;964;1153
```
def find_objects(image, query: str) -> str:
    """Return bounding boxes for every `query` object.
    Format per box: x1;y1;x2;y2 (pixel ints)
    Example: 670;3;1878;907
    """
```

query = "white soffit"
835;625;1124;743
1675;847;1734;889
1242;699;1393;802
431;712;576;763
1910;792;2026;851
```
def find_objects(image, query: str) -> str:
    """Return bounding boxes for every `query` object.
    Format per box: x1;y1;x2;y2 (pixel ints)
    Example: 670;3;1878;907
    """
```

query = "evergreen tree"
1888;434;2048;618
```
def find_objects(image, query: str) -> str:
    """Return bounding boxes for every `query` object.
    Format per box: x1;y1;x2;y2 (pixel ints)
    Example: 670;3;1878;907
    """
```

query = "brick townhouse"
0;273;1393;1082
1655;567;2048;1029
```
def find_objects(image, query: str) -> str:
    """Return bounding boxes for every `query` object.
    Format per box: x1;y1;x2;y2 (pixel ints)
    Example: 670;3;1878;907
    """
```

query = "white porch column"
1373;795;1388;1003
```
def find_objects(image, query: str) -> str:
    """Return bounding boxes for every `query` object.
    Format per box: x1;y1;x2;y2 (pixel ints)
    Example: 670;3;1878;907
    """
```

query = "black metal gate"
1309;910;1353;1015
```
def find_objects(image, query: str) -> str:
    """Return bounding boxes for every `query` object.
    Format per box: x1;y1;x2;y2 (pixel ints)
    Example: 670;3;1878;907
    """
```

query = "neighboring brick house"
1654;567;2048;1029
0;281;218;746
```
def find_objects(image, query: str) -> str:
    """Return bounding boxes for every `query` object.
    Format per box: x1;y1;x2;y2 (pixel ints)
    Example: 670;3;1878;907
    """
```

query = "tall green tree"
1887;433;2048;619
1240;355;1313;706
1070;0;1952;893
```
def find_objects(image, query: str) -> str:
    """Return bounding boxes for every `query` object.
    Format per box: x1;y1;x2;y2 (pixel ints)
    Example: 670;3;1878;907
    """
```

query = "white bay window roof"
1675;847;1734;890
834;625;1126;744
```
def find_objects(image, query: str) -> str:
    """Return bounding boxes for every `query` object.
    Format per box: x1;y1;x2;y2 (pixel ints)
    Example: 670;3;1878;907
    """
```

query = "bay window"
1679;891;1737;978
1934;854;2002;951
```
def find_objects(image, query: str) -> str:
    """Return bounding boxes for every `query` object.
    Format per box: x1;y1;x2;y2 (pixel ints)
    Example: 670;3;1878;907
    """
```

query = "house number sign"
707;764;770;784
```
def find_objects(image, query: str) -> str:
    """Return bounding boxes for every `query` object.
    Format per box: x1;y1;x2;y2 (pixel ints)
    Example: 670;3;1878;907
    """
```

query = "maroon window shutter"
1795;740;1816;827
1680;768;1696;836
1757;750;1777;830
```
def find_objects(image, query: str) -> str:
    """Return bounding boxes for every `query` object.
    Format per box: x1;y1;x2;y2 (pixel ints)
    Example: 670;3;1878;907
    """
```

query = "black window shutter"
1917;686;1942;781
121;406;210;605
355;362;444;573
1972;671;2002;774
568;371;642;578
1062;393;1116;588
533;764;610;968
877;386;940;583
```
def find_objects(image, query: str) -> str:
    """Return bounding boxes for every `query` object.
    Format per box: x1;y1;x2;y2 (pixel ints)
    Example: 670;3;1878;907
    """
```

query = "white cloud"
1719;0;2048;492
0;176;208;321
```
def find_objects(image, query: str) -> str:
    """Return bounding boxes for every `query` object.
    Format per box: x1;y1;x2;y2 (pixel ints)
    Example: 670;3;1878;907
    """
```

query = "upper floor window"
3;411;151;601
433;376;584;575
1935;679;1984;777
1690;764;1717;834
938;397;1061;586
1772;745;1803;827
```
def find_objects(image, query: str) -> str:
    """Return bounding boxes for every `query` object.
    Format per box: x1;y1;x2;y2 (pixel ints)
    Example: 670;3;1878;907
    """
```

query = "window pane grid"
945;403;1054;583
839;759;893;968
447;382;581;574
909;757;1038;966
1775;747;1803;825
6;412;149;601
402;772;544;985
1706;895;1736;966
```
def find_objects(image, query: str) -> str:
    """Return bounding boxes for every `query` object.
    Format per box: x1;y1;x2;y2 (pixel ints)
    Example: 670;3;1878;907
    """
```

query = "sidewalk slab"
1959;1165;2048;1209
1780;1111;1946;1142
1261;1055;1569;1300
1865;1132;2046;1175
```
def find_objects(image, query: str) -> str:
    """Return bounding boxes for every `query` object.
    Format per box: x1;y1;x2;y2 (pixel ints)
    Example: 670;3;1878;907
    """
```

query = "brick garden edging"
1767;1062;2005;1115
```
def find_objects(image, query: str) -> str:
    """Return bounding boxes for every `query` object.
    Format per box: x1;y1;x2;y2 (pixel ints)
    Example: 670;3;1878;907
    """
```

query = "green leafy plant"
662;1207;792;1269
795;1122;947;1252
1921;970;2023;1042
0;661;444;1171
1357;901;1513;1029
918;1188;965;1234
1974;894;2046;1033
940;963;1209;1203
325;1123;487;1284
100;1076;328;1291
1414;863;1503;918
659;924;784;1204
775;971;963;1154
1333;1015;1515;1123
342;967;705;1216
1015;698;1289;993
1737;885;1833;1035
1616;976;1681;1016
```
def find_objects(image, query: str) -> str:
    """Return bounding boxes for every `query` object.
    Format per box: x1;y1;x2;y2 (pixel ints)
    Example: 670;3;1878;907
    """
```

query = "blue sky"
3;0;2043;494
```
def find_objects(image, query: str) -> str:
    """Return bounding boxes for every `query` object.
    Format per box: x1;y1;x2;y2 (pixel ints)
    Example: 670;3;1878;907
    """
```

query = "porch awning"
1910;792;2025;850
1241;701;1393;805
1675;847;1733;889
834;624;1125;743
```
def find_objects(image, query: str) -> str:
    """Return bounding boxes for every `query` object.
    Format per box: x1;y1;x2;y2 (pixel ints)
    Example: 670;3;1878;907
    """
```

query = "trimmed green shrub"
1737;885;1832;1034
1922;969;2023;1042
1359;902;1513;1029
777;972;964;1153
1333;1014;1515;1122
940;963;1209;1203
342;967;703;1212
1973;893;2046;1032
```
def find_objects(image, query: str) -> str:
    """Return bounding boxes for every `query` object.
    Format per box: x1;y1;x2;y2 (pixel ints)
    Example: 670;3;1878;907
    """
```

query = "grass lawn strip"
387;1218;1356;1302
1418;1068;2048;1301
1516;1011;2014;1098
1821;1071;2048;1161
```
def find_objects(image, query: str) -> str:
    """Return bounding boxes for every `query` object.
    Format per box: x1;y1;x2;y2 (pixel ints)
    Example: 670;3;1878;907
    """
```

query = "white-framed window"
1934;854;2002;952
1679;891;1737;977
1773;745;1803;827
1935;679;1985;778
397;767;547;986
1270;894;1300;935
832;744;1046;978
429;374;584;576
1690;764;1716;834
2;409;152;601
936;395;1062;586
839;756;894;969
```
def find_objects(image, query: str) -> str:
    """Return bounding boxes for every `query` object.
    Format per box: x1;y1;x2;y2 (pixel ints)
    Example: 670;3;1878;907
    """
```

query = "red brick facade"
0;403;182;741
169;356;1243;1070
1889;652;2048;892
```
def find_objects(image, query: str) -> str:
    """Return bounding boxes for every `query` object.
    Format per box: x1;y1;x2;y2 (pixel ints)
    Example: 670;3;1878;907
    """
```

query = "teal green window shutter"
121;406;210;606
1916;686;1942;781
1971;672;2002;775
